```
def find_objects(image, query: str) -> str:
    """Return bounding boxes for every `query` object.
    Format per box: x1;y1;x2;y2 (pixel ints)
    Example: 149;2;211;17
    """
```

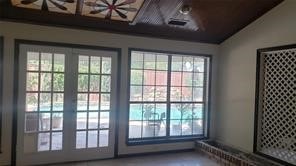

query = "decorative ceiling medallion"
82;0;144;22
11;0;77;14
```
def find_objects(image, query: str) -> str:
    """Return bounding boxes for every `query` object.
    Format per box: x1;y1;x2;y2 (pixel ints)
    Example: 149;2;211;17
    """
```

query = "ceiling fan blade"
20;0;39;5
105;9;112;19
117;7;137;12
90;8;108;14
117;0;136;7
57;0;74;3
101;0;110;6
115;9;127;19
85;1;107;7
48;0;67;10
112;0;118;5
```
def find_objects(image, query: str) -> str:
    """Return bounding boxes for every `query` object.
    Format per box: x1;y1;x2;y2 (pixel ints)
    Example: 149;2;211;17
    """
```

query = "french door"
16;44;118;165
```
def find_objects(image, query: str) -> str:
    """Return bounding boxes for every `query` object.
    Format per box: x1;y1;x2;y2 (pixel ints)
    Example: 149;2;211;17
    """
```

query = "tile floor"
52;151;220;166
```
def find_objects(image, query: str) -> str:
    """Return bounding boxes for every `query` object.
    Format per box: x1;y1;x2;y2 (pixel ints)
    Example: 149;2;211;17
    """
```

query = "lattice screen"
257;48;296;165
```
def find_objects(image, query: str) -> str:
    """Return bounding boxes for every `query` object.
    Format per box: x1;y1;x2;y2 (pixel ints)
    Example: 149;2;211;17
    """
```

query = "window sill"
127;136;208;146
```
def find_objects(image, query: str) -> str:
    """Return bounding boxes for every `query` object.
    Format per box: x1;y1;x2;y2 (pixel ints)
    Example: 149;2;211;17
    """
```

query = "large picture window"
128;49;210;142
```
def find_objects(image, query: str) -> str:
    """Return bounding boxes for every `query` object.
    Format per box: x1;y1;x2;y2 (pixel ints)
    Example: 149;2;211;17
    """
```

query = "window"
128;49;210;142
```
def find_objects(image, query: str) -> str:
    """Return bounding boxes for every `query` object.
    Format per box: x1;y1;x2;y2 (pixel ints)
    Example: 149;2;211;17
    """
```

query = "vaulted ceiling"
0;0;283;44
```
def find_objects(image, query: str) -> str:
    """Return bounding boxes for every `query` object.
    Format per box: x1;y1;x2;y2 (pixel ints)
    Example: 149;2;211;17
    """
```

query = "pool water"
129;104;203;121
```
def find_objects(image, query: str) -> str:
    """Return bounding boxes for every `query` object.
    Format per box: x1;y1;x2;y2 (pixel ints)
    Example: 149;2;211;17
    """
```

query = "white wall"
216;0;296;152
0;21;219;165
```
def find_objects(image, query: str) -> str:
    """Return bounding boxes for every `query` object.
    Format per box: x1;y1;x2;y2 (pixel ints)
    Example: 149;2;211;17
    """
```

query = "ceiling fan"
84;0;139;19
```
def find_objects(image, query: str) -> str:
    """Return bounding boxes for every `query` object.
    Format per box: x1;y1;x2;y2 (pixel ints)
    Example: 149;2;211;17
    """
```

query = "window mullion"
202;58;209;136
166;55;172;138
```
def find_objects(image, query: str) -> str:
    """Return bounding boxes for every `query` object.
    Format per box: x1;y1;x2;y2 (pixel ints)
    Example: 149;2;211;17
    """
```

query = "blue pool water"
129;104;203;121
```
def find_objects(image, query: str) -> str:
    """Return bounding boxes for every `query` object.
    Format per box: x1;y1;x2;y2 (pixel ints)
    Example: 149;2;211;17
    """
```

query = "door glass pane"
54;54;65;72
39;113;51;131
78;74;89;92
90;56;100;74
27;52;39;71
38;133;50;151
53;73;64;91
25;113;38;132
77;112;87;130
89;75;100;92
102;57;111;74
52;93;63;111
51;132;63;150
88;112;98;129
40;93;51;111
88;130;98;148
79;56;89;73
100;94;110;110
76;131;86;149
100;112;109;129
26;93;38;112
101;75;111;92
99;130;109;147
26;72;39;91
77;94;88;111
41;53;52;71
52;113;63;130
40;73;52;91
89;93;99;110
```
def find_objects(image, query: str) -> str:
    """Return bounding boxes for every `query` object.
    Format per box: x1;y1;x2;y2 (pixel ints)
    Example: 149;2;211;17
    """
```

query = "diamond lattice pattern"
259;48;296;165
